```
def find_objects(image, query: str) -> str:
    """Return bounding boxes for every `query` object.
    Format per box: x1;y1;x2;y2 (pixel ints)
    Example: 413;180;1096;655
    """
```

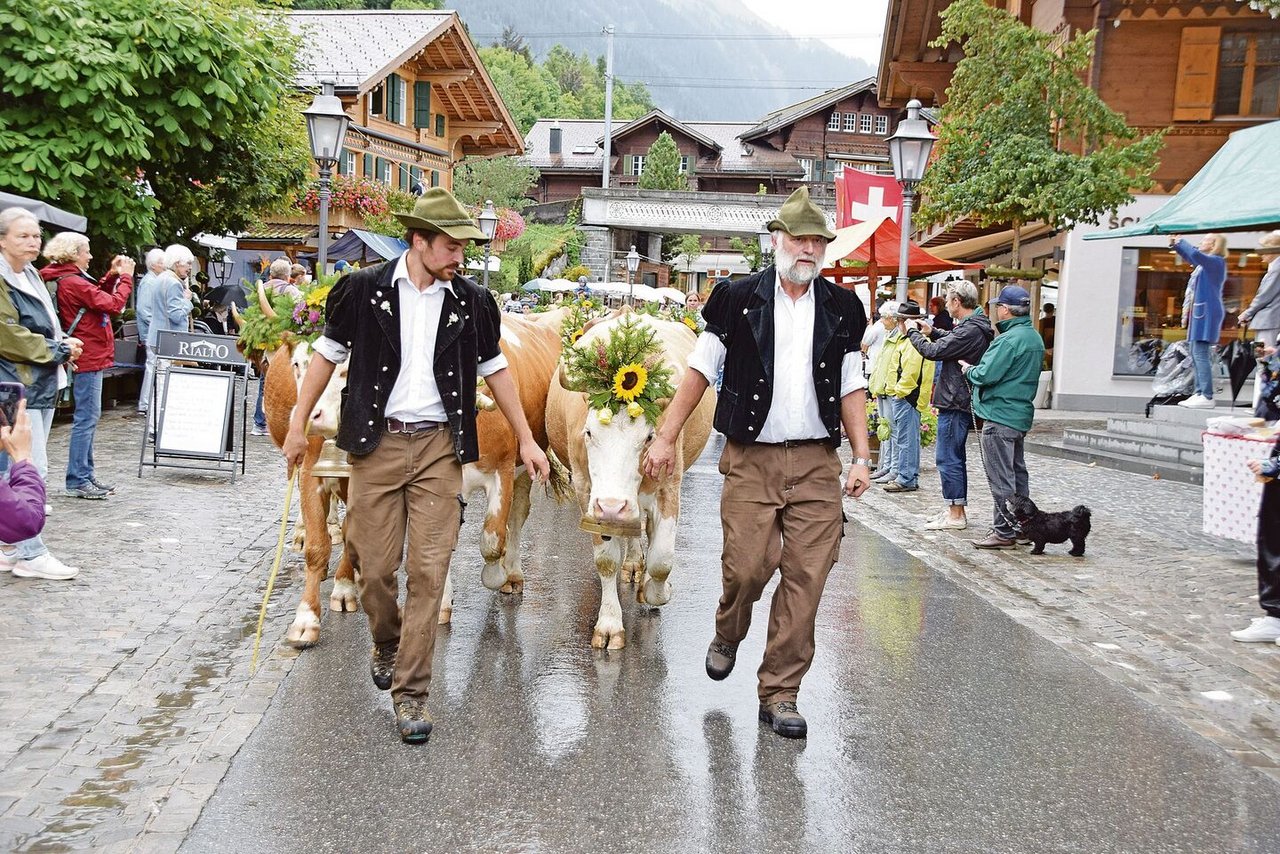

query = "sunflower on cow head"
562;317;675;425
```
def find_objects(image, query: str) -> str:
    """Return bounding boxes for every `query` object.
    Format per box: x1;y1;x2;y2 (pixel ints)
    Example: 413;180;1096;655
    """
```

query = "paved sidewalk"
0;406;301;853
841;427;1280;777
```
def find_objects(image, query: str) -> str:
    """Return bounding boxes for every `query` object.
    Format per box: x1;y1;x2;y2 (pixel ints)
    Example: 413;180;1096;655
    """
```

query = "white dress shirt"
312;253;508;423
688;273;866;442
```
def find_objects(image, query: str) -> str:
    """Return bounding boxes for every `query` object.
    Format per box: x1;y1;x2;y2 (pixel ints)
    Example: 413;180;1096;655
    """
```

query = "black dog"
1006;495;1091;557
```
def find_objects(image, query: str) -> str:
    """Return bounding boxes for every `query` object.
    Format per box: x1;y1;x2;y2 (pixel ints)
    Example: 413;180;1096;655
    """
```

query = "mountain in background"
448;0;876;121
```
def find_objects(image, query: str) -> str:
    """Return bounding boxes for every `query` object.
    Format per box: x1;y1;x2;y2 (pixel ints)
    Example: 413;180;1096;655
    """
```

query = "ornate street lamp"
302;81;351;277
886;98;935;304
626;244;640;303
478;199;498;289
757;223;773;272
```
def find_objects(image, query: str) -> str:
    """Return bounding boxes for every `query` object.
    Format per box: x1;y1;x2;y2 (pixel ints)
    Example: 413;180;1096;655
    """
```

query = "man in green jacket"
962;285;1045;549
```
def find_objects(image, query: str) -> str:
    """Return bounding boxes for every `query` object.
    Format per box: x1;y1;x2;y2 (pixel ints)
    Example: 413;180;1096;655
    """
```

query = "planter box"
270;209;364;232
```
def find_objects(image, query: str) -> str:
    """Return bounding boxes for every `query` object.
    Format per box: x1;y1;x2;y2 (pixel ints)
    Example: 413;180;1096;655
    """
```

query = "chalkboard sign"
155;368;235;459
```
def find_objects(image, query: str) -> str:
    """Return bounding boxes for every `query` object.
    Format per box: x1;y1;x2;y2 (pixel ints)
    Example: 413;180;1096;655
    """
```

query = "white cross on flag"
835;166;904;229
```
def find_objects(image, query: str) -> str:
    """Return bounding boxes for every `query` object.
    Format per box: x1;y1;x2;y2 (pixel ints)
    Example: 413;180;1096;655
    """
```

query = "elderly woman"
141;244;194;431
41;231;134;499
134;247;166;414
1173;233;1228;409
0;207;83;580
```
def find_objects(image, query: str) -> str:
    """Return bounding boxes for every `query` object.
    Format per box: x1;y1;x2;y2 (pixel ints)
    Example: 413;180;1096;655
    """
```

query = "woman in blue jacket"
1173;234;1228;409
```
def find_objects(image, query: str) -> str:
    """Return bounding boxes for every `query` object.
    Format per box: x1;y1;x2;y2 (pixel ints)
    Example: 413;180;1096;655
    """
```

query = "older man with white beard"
644;187;872;739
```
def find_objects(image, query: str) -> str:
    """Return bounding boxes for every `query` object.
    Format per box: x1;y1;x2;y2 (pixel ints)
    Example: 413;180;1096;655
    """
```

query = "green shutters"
410;166;422;190
414;82;431;128
374;157;388;184
430;170;440;187
434;114;445;137
363;153;373;177
386;73;404;123
337;149;349;176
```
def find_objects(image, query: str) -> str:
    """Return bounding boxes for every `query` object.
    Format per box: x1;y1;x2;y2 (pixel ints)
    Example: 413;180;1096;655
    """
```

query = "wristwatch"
851;457;875;468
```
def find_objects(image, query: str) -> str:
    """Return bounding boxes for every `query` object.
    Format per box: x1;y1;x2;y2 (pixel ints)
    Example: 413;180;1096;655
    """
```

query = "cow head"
579;405;658;526
290;341;349;438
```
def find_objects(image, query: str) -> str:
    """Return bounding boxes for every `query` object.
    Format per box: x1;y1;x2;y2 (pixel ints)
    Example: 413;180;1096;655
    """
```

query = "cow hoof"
500;577;524;595
480;562;506;592
290;529;306;552
620;563;643;584
286;610;321;648
438;606;452;626
329;579;359;613
640;578;672;606
591;627;626;649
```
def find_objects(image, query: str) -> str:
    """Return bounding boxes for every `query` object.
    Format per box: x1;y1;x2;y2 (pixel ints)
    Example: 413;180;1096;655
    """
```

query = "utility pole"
601;24;614;191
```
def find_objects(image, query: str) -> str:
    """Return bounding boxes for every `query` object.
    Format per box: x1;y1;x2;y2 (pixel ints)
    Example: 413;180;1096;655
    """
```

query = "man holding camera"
880;300;934;494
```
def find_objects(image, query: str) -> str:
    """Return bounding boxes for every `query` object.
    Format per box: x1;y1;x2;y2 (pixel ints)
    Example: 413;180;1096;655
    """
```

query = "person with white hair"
141;244;194;432
265;257;302;299
134;248;166;370
0;207;84;580
41;232;135;499
866;300;900;481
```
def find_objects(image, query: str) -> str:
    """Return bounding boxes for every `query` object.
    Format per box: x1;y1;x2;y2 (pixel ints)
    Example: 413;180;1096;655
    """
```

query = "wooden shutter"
623;155;634;176
414;82;431;128
375;157;387;184
362;153;373;177
1173;26;1221;121
410;166;422;189
386;74;402;123
434;114;445;137
430;170;440;187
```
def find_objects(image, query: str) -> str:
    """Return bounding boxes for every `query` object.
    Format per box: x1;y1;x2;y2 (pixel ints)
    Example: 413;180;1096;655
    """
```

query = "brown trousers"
716;440;844;704
345;428;461;700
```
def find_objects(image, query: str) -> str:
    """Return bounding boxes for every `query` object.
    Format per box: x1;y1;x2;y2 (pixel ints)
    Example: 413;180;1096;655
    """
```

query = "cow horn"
230;302;243;325
557;361;587;392
257;282;278;319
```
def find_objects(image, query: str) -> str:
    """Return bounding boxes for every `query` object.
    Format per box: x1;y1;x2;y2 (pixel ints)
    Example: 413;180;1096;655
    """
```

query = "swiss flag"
835;167;904;228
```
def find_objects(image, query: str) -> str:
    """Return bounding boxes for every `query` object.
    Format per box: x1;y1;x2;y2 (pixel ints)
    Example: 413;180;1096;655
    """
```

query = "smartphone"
0;382;24;428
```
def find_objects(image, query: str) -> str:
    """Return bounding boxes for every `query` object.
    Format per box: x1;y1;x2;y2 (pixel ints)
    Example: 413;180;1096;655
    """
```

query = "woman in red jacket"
41;232;134;499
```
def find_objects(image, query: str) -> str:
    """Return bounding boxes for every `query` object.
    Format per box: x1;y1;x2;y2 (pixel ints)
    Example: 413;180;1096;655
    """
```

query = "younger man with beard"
284;189;549;744
644;187;872;739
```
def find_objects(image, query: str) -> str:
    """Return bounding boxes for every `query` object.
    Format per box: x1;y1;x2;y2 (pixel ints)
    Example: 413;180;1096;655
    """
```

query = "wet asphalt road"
184;437;1280;853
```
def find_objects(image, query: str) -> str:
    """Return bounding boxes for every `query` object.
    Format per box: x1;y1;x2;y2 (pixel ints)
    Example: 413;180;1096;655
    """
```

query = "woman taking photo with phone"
0;398;48;544
0;207;83;580
41;232;134;500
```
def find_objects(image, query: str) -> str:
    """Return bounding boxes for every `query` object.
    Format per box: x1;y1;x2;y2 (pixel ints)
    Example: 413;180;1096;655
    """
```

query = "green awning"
1084;120;1280;240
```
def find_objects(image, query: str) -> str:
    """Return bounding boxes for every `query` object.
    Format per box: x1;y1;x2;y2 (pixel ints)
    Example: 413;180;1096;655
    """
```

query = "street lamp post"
886;98;936;305
625;245;640;304
756;224;773;272
302;81;351;277
478;199;498;289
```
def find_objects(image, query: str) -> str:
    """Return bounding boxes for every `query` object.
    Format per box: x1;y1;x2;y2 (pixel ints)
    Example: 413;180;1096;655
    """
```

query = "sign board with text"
155;368;235;459
155;330;246;365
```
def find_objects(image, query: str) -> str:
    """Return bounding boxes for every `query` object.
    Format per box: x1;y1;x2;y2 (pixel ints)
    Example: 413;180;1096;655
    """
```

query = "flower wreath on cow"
559;298;607;350
236;276;339;359
562;317;675;425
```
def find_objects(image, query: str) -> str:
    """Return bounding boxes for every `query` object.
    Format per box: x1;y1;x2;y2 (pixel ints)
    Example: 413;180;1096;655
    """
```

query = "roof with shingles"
739;78;879;141
287;11;453;90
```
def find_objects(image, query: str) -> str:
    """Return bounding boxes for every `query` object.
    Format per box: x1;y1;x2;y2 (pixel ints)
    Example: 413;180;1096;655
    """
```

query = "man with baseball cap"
961;284;1045;549
283;188;549;744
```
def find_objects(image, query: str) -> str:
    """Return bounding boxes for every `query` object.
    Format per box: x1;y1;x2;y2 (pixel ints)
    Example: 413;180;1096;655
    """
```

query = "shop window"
843;113;858;132
875;115;889;135
860;113;874;133
827;112;841;131
1113;246;1266;376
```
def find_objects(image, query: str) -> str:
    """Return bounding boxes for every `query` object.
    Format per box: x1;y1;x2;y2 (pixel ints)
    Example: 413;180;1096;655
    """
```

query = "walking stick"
251;469;297;674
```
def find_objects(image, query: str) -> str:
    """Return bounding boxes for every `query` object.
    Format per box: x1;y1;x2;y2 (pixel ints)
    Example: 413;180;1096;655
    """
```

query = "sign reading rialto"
155;331;246;365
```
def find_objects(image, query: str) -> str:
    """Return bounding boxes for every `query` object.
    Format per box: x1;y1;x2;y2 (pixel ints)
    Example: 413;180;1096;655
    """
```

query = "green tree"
917;0;1163;267
667;233;707;286
729;236;764;272
452;156;540;211
1;0;311;252
638;132;686;190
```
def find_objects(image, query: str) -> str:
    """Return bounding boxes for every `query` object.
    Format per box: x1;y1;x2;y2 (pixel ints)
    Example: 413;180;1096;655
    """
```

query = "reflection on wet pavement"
185;441;1280;853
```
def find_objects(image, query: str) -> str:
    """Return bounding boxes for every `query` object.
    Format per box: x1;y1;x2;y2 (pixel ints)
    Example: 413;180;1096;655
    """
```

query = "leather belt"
760;438;830;449
386;418;448;435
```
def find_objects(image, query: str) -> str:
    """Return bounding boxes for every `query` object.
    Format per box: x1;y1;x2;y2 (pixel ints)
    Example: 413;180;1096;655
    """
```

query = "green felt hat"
395;188;490;243
765;187;835;241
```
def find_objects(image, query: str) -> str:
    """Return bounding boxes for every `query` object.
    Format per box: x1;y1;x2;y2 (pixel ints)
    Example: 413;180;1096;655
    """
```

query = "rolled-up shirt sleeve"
840;350;867;396
311;335;349;365
478;352;509;378
687;331;726;384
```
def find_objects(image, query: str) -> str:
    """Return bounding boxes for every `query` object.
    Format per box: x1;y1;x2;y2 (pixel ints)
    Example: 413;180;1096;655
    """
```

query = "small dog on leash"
1006;495;1092;557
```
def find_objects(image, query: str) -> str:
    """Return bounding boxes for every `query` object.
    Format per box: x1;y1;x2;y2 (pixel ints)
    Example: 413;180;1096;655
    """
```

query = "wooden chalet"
240;10;522;259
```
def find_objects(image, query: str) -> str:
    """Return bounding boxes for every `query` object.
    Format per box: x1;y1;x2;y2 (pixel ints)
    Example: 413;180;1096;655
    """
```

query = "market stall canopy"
0;191;87;232
821;216;981;279
1085;120;1280;240
655;287;686;304
304;228;408;263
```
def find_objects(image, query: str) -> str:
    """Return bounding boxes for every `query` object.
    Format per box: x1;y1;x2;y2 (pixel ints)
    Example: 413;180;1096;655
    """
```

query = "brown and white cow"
262;340;357;647
443;313;562;623
546;312;715;649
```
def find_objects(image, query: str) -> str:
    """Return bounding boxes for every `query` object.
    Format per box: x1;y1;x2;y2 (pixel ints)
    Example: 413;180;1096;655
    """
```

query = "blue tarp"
307;228;408;262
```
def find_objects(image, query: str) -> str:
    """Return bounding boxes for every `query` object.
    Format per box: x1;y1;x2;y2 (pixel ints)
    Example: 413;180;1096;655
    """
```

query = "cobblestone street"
0;404;303;853
844;413;1280;777
2;406;1279;851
